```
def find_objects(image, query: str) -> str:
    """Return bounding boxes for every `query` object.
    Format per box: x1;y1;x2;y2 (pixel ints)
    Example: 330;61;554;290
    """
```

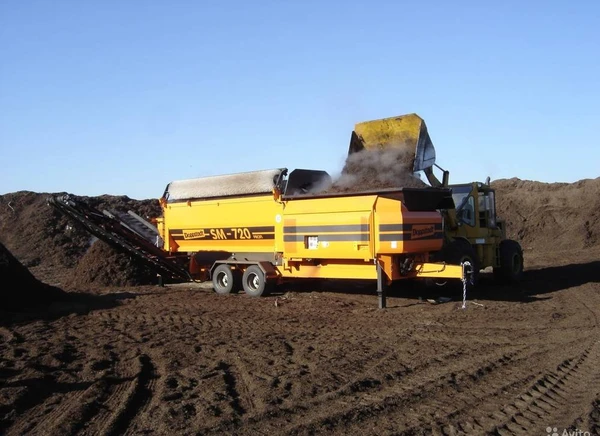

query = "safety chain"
461;261;472;309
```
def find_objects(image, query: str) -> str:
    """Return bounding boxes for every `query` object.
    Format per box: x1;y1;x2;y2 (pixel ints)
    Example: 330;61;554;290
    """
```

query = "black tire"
242;265;272;297
212;264;241;295
494;239;524;284
443;239;480;289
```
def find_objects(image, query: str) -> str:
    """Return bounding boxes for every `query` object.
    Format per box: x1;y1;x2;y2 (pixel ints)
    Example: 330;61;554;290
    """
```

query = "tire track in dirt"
198;345;526;434
105;354;158;435
92;306;226;334
91;304;296;339
200;280;600;435
4;272;597;435
308;348;410;405
584;398;600;435
478;290;600;435
278;347;534;435
40;322;162;436
40;352;140;435
0;313;157;435
8;376;115;436
483;340;600;434
380;345;573;435
93;313;163;435
216;361;246;418
408;290;600;435
234;356;267;415
243;336;585;435
2;378;93;435
0;326;92;435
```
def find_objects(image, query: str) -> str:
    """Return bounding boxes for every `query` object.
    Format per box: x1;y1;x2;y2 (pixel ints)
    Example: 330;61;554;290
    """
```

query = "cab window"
451;186;476;227
460;196;476;226
478;191;497;228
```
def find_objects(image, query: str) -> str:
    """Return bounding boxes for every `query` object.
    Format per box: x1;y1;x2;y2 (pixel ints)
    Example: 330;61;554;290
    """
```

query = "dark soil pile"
0;191;91;272
0;241;65;310
492;177;600;252
0;191;162;287
65;240;159;288
324;147;427;193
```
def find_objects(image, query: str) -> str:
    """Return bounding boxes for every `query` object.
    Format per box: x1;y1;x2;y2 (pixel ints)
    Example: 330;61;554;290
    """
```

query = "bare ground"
1;248;599;435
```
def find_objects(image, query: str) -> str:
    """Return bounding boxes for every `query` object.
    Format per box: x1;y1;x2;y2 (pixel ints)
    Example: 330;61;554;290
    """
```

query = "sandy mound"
0;241;65;310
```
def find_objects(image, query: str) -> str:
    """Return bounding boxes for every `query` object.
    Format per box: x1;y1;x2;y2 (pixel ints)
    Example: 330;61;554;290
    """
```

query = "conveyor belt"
48;195;191;281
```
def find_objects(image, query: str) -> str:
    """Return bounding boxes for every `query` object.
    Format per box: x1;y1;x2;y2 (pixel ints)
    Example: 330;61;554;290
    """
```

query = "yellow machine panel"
281;195;375;260
161;194;282;254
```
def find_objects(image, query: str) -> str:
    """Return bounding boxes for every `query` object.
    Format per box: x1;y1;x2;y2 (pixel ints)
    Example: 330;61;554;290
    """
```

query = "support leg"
377;263;386;309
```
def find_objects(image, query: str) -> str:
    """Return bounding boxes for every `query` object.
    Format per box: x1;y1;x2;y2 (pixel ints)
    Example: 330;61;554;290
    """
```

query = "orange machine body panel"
158;189;450;281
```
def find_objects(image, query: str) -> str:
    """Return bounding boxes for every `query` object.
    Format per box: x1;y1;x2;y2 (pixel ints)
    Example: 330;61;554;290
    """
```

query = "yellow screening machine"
51;113;524;308
155;114;472;308
49;114;521;308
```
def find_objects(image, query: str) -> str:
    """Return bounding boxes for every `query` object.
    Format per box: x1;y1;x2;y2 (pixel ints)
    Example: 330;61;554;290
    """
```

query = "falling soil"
322;147;427;194
0;177;599;435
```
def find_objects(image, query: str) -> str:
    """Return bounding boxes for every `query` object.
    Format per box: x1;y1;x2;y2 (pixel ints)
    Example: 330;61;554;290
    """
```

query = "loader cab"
446;181;507;272
450;182;498;230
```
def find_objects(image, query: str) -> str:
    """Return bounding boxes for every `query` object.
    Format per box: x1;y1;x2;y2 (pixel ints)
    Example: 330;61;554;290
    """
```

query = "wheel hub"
512;254;522;273
218;272;228;287
249;274;259;290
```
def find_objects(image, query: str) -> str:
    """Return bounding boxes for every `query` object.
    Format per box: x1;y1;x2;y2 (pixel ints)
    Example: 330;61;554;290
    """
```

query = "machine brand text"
411;225;435;239
181;227;269;240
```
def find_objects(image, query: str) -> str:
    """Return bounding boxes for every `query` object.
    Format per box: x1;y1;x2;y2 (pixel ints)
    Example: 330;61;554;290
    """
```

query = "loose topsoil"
0;192;161;289
492;177;600;253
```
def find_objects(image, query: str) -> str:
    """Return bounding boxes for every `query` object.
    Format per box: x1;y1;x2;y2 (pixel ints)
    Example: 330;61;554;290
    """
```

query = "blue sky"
1;1;598;200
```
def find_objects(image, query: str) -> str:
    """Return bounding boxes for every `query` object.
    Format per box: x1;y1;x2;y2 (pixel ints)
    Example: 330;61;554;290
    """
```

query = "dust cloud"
323;146;427;193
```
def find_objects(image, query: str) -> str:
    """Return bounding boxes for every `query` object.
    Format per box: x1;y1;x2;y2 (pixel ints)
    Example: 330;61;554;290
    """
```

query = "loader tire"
242;265;273;298
444;239;479;290
494;239;524;284
212;264;241;295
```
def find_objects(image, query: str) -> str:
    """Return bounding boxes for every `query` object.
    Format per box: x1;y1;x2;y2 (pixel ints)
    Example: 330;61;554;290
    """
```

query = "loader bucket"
348;113;436;172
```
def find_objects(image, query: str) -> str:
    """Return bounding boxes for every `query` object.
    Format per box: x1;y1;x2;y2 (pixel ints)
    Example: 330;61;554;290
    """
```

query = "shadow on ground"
0;291;137;326
276;261;600;305
474;260;600;302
